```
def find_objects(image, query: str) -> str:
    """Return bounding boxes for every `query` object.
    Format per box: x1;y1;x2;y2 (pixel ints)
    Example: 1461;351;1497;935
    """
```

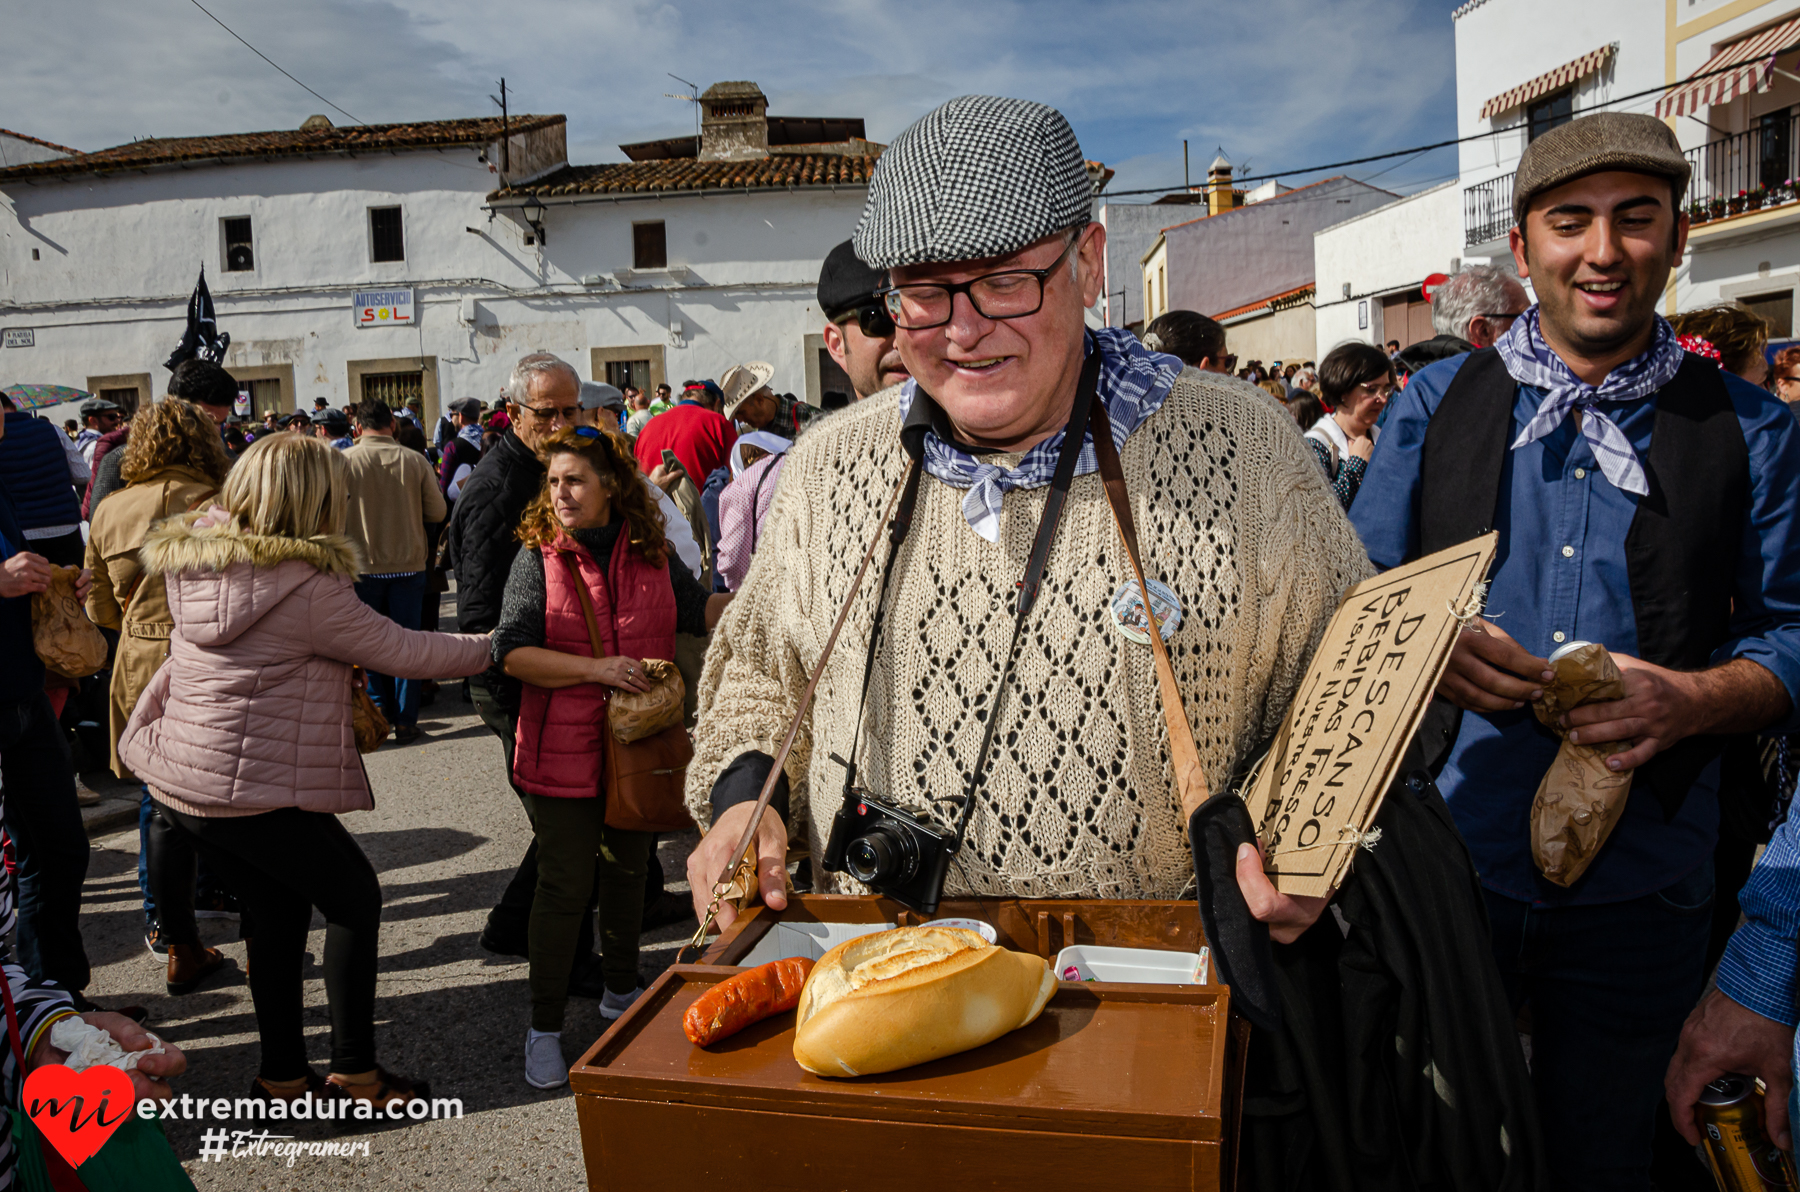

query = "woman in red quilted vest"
493;426;728;1089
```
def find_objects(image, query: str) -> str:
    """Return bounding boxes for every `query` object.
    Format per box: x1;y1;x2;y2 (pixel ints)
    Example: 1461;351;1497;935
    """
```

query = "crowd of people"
0;95;1798;1191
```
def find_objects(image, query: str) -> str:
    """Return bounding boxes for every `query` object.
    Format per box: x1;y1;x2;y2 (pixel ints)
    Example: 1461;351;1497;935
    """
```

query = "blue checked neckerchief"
1496;305;1685;497
896;327;1185;541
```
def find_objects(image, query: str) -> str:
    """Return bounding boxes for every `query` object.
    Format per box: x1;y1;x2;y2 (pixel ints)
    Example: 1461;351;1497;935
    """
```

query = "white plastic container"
1053;944;1211;985
922;917;999;944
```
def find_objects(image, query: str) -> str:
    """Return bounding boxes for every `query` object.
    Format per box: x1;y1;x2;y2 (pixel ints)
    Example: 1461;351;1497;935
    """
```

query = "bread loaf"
792;926;1055;1077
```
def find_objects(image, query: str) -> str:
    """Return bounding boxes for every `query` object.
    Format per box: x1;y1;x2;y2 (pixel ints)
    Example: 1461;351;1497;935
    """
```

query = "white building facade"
1;89;882;427
1452;0;1800;341
1313;181;1466;359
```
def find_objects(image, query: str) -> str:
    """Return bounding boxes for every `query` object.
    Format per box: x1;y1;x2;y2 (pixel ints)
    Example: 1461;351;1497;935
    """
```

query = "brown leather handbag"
351;667;390;753
559;553;696;833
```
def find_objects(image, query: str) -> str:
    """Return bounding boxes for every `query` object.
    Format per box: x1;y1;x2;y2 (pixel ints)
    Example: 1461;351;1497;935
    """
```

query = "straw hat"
720;361;776;419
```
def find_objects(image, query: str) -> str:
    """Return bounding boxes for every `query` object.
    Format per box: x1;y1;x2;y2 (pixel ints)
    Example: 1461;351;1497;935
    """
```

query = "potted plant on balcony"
1730;190;1748;215
1688;199;1712;224
1710;196;1729;221
1746;184;1769;211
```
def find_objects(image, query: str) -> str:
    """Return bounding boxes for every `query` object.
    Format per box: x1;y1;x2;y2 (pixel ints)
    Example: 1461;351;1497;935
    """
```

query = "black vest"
1413;348;1750;819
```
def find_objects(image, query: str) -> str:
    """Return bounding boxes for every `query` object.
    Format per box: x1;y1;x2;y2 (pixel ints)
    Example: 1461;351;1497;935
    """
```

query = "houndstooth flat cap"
853;95;1093;270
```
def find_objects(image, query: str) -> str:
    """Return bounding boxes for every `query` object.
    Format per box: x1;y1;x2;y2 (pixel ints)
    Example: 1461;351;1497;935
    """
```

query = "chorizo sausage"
683;957;815;1046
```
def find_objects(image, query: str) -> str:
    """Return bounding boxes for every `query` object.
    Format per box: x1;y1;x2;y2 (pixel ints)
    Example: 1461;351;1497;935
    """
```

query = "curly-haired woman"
86;396;235;996
492;426;727;1089
119;432;491;1115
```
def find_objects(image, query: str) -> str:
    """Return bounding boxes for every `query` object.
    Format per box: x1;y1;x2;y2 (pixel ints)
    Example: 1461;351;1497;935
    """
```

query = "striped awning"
1481;44;1616;119
1657;16;1800;118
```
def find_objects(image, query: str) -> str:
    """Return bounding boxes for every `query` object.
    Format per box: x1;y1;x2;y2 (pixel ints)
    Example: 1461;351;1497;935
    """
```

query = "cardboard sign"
1241;533;1497;897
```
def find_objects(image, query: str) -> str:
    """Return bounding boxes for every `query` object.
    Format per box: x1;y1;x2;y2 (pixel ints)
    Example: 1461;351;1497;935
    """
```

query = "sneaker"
145;926;168;960
524;1031;567;1090
600;983;645;1022
194;889;242;921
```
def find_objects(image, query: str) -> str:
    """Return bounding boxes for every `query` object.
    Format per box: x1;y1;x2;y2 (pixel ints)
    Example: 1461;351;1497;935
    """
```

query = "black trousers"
470;679;596;958
0;691;89;993
162;805;381;1080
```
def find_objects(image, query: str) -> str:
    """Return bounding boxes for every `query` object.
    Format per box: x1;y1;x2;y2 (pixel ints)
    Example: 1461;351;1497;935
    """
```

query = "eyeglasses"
836;302;897;339
519;402;579;423
879;236;1078;331
1353;380;1395;399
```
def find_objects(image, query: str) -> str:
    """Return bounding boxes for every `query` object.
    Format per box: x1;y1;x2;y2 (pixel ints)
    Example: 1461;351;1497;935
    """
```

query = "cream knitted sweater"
687;370;1374;899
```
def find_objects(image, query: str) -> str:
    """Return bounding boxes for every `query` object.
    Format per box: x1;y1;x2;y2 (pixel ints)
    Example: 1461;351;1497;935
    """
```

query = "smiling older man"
684;93;1369;913
683;96;1543;1185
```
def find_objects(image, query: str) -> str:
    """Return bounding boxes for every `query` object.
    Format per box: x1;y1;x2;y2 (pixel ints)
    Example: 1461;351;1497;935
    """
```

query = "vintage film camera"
820;757;957;916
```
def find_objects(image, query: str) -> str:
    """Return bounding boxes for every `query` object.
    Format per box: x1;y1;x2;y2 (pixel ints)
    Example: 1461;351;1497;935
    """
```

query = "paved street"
76;594;702;1190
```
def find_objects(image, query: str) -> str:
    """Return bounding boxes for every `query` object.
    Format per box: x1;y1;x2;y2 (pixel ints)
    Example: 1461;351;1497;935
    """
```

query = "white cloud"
4;0;1464;197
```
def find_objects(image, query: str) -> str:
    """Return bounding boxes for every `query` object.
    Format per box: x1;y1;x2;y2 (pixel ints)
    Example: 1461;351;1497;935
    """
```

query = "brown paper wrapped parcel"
1530;641;1635;887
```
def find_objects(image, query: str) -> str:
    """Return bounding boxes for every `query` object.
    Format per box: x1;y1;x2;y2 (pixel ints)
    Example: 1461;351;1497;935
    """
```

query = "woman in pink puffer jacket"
120;432;489;1118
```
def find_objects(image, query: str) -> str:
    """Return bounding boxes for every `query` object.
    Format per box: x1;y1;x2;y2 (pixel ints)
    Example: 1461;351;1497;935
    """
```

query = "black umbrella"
164;266;230;369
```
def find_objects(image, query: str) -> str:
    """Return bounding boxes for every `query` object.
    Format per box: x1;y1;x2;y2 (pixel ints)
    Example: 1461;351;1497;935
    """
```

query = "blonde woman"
119;433;490;1114
86;397;234;996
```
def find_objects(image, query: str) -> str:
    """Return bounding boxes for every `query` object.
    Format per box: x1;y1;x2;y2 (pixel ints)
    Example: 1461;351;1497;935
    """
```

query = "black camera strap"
842;351;1104;849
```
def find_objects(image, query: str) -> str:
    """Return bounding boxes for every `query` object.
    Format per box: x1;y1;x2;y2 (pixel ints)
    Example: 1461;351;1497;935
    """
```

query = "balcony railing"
1465;172;1514;248
1685;114;1800;225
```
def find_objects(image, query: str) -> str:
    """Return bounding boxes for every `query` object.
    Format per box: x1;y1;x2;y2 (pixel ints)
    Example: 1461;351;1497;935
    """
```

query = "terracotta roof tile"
0;116;560;182
1213;282;1316;321
491;153;879;200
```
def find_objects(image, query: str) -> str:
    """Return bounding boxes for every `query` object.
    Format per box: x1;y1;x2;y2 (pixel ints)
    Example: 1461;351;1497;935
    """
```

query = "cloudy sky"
9;0;1467;200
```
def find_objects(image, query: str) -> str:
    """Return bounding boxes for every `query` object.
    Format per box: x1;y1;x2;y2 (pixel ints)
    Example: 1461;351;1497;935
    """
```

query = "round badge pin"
1109;577;1183;645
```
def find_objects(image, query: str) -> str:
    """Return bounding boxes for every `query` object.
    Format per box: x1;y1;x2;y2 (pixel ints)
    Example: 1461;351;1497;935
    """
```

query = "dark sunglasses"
837;303;896;339
571;425;605;440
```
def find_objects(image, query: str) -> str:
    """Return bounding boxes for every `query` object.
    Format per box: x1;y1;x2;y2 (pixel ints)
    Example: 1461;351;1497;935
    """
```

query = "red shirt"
633;403;737;487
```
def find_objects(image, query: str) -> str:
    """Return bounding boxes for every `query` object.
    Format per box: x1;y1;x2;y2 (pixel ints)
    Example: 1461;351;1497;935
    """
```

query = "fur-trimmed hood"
139;512;365;648
141;512;363;579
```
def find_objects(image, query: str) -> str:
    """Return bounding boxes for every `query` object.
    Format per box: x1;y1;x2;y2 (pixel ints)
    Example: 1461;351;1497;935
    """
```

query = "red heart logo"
23;1064;134;1168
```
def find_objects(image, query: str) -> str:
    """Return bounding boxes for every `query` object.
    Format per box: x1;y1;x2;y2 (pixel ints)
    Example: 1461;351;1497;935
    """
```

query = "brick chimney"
699;82;769;162
1206;152;1241;216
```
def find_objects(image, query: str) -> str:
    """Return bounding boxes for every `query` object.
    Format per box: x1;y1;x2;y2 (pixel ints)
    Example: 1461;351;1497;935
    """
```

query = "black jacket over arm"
1238;763;1547;1192
444;431;544;708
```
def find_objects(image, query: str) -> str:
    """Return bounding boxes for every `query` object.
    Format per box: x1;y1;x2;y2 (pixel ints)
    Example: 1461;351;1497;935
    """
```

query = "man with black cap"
87;359;238;519
1355;111;1800;1186
817;239;909;401
314;408;353;450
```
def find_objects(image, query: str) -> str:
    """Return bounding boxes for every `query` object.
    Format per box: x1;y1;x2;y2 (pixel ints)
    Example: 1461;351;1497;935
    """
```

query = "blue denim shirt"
1351;352;1800;908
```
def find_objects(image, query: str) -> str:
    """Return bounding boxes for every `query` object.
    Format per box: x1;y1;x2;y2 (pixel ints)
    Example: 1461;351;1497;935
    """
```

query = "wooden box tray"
571;896;1246;1192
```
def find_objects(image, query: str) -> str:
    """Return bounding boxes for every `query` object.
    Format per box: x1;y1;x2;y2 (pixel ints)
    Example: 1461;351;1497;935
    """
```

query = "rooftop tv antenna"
663;73;701;146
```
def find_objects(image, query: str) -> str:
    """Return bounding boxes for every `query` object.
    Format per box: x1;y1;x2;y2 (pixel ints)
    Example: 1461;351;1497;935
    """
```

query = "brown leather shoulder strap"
556;550;607;661
1089;402;1210;820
